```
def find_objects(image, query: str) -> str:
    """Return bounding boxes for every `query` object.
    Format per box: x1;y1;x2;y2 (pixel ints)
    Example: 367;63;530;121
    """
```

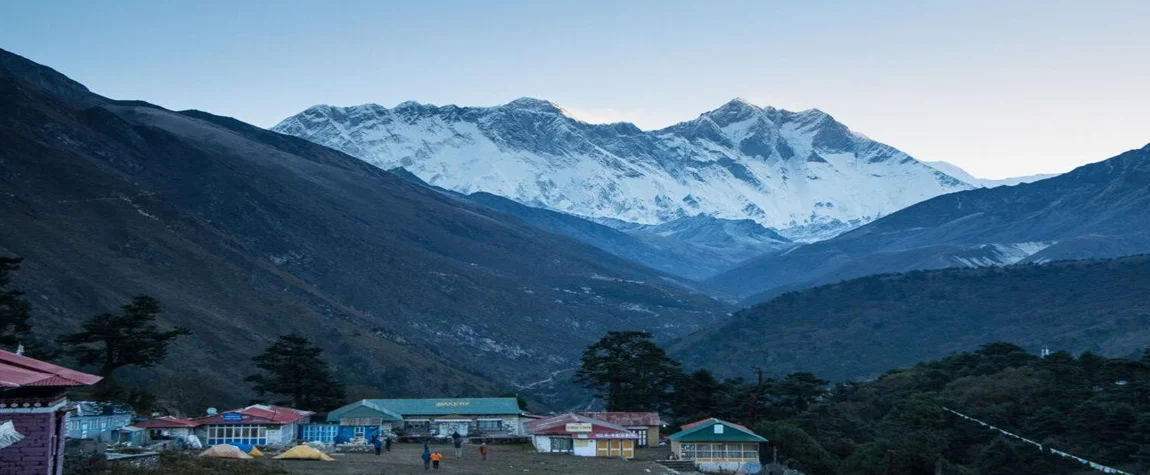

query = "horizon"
2;0;1149;179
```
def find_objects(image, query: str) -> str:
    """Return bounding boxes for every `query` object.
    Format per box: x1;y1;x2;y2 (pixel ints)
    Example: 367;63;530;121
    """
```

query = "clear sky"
2;0;1148;178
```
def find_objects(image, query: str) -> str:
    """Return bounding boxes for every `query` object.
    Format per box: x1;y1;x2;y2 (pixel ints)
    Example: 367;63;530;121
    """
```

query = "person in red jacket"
479;442;489;460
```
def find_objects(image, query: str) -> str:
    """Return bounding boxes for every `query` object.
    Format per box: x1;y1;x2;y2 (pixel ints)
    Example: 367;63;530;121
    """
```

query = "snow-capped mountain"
273;97;974;241
924;161;1058;188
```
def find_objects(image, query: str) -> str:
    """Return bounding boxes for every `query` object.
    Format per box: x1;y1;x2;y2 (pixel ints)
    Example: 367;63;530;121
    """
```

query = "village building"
308;398;525;443
525;413;639;458
129;416;198;447
0;348;101;475
577;412;662;447
191;404;313;447
65;401;134;442
669;418;768;474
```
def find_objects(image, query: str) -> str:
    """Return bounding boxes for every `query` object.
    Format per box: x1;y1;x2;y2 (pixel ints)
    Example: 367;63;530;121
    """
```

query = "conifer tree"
574;331;680;411
245;335;347;411
0;257;32;348
58;296;190;377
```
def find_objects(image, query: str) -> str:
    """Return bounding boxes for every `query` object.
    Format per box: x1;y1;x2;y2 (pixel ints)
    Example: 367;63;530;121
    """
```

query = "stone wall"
0;411;59;475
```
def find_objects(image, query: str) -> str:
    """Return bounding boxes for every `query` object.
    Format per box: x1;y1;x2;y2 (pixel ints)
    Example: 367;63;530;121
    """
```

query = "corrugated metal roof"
130;416;198;429
354;398;521;417
325;400;404;423
191;405;313;426
71;401;134;417
577;412;662;427
0;349;101;389
670;418;767;443
525;413;638;438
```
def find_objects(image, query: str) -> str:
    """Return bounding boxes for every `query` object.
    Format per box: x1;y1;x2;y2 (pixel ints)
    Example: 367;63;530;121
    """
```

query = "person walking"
479;442;488;461
384;436;392;453
431;451;443;470
372;435;383;456
421;448;432;471
451;431;464;458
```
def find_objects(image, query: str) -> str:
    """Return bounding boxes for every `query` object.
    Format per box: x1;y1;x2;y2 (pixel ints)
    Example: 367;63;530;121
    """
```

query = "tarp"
274;444;335;461
248;446;264;457
0;421;24;449
200;444;253;459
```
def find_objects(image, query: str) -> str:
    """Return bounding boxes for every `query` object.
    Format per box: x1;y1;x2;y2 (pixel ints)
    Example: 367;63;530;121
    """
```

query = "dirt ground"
254;443;682;475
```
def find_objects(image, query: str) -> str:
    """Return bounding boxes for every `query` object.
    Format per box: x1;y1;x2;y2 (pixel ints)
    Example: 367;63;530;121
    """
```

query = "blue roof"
326;400;404;423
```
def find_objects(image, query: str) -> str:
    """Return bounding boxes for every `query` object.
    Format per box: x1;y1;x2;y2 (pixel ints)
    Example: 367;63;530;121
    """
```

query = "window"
742;443;759;461
204;424;268;446
477;420;502;431
633;428;648;446
550;437;573;453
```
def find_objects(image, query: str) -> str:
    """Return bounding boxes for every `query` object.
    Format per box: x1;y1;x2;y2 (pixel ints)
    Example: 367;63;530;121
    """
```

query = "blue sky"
2;0;1148;178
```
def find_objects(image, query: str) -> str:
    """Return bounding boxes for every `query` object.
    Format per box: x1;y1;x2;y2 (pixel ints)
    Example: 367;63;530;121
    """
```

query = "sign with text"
221;412;243;422
565;423;593;433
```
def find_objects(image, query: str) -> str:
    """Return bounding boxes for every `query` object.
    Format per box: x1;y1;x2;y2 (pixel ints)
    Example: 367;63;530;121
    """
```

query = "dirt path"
256;443;681;475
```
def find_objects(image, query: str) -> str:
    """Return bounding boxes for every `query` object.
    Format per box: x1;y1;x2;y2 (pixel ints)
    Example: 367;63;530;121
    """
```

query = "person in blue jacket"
421;448;432;470
372;435;383;456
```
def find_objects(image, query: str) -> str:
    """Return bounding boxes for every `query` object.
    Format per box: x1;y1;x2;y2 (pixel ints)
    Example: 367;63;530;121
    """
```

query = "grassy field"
254;443;679;475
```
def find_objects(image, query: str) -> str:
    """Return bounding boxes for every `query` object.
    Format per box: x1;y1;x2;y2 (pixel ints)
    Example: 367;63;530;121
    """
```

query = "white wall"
531;435;551;453
573;439;596;457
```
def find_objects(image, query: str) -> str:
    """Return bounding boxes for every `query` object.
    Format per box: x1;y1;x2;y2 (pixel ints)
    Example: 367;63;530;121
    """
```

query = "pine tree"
245;335;347;411
574;331;680;411
0;257;32;349
58;296;190;377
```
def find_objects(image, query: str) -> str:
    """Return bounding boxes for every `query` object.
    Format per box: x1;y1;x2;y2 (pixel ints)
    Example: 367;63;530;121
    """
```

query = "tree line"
0;256;347;414
575;331;1150;474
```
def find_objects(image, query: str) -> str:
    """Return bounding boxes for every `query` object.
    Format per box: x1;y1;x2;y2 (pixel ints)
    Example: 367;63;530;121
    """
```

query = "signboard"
436;401;470;407
589;432;638;439
221;412;243;422
565;423;593;433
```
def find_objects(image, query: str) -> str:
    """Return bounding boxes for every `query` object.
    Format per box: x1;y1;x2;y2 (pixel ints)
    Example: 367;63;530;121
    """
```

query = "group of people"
418;432;489;470
370;434;392;455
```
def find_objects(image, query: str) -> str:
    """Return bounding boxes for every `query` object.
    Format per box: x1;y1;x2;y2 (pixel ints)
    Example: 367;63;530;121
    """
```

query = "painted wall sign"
565;423;593;433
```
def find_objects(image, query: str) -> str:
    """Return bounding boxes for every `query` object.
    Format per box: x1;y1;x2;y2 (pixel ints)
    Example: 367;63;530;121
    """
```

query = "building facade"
311;398;525;443
526;413;639;459
129;416;197;447
669;418;768;474
577;412;662;447
0;349;101;475
191;405;313;447
65;402;134;442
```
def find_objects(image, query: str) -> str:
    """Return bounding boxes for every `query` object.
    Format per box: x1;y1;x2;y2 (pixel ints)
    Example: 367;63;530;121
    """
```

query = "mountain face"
388;168;789;280
924;161;1058;187
0;49;725;407
272;98;973;241
706;143;1150;304
673;256;1150;381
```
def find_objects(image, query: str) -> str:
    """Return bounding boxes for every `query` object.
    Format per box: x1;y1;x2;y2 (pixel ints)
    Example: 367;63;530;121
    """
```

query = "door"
596;440;609;457
622;440;634;459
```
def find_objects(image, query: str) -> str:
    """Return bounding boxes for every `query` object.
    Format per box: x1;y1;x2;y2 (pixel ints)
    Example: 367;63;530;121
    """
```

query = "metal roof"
669;418;768;443
577;412;662;427
130;416;198;429
191;404;313;426
0;349;101;389
525;413;639;438
325;400;404;423
341;398;521;417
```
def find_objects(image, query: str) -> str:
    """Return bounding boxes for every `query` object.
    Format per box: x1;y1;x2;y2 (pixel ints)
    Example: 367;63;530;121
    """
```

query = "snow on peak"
272;99;975;241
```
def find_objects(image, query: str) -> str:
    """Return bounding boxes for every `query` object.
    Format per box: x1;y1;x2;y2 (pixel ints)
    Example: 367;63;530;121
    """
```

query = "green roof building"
323;398;525;438
670;418;767;474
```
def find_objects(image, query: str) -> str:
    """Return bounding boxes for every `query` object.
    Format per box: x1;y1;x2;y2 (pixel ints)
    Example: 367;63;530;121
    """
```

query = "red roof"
681;417;753;433
131;416;198;429
526;413;639;439
191;405;313;425
577;412;662;427
0;349;101;389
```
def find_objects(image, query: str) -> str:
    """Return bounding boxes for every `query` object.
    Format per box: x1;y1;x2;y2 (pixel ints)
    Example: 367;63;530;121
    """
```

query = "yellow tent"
248;446;264;458
200;444;253;459
273;444;335;461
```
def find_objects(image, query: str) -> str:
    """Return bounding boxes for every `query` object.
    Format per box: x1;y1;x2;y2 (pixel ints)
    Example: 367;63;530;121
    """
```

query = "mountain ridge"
272;97;975;241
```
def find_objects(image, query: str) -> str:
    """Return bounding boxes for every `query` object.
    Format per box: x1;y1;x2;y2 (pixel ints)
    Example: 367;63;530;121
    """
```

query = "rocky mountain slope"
706;143;1150;303
674;255;1150;381
0;49;724;406
272;98;974;241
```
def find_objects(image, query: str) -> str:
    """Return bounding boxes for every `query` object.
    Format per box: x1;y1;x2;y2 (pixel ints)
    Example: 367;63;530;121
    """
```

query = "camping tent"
200;444;253;459
273;444;335;461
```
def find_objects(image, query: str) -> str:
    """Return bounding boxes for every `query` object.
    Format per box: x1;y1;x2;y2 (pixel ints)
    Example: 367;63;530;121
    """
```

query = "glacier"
272;97;975;241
